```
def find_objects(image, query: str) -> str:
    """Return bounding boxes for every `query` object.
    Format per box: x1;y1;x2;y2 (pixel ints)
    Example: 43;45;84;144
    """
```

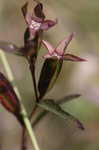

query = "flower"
22;2;57;40
42;33;86;61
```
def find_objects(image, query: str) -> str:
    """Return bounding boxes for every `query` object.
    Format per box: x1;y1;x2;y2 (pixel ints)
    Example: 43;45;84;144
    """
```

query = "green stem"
21;103;40;150
0;51;40;150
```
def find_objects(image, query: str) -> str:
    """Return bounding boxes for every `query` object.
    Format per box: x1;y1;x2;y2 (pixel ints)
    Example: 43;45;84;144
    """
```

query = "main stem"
21;103;40;150
0;51;40;150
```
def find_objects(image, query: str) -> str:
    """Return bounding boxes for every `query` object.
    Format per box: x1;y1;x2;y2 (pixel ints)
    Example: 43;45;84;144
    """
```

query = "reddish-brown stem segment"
21;127;27;150
29;59;40;119
29;60;39;103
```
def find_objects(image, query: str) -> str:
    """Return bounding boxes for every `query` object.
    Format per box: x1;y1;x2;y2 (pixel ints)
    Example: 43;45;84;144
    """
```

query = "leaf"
32;95;81;127
0;72;24;126
0;41;22;56
38;99;84;130
57;94;81;104
38;59;63;99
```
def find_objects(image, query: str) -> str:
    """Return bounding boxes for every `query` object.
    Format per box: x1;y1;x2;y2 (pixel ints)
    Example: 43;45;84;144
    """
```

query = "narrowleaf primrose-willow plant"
0;0;86;150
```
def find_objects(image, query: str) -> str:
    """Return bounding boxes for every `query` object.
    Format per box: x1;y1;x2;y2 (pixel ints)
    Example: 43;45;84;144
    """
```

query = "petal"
42;40;54;54
31;17;43;23
63;54;86;61
21;2;28;18
43;52;61;60
43;54;52;59
26;16;42;38
21;3;37;24
44;56;61;60
56;33;74;55
25;14;32;25
34;2;45;19
41;19;57;30
22;2;43;23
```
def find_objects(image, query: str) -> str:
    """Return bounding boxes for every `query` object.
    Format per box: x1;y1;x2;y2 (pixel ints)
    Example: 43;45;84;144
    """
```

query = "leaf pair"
37;99;84;130
32;94;81;127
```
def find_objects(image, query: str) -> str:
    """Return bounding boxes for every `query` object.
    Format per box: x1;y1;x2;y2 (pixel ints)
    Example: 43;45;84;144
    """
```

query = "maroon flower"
42;33;86;61
22;2;57;40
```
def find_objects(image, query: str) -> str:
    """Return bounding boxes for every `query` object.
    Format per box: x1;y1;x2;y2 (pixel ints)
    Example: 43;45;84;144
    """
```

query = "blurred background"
0;0;99;149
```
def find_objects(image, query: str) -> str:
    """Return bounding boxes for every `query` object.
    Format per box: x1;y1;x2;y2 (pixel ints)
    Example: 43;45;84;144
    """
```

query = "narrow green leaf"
57;94;81;104
32;95;81;127
38;59;63;99
38;99;84;130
